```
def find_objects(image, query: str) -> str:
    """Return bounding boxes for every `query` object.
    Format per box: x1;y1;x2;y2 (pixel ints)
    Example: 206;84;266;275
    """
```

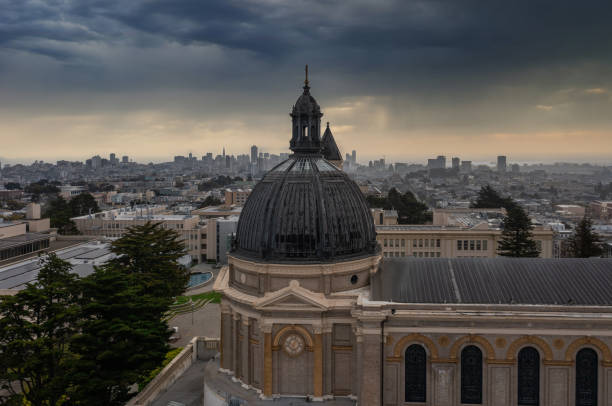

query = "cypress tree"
497;205;540;257
568;216;603;258
0;254;80;406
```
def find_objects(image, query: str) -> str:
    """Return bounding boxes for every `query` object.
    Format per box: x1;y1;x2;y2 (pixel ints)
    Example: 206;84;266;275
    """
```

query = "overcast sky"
1;0;612;165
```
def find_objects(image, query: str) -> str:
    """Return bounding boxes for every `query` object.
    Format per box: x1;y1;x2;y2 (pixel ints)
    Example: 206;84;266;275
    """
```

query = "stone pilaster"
232;312;240;375
220;307;233;370
262;323;273;398
353;311;387;406
241;318;250;384
313;326;324;399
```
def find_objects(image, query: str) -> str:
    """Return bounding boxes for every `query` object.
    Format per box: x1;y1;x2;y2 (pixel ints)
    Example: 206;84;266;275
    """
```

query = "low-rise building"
224;188;251;206
375;208;554;258
71;205;207;263
0;220;51;262
590;200;612;222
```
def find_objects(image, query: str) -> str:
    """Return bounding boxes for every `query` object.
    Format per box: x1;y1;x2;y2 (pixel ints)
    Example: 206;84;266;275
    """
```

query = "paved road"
150;361;206;406
169;265;222;348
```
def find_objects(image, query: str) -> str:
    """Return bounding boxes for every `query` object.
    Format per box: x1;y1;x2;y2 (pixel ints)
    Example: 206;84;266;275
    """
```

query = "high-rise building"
250;145;258;165
437;155;446;168
110;153;117;165
122;155;129;163
497;155;507;173
427;155;446;169
91;155;102;169
351;150;356;164
460;160;472;173
511;163;520;174
452;157;460;170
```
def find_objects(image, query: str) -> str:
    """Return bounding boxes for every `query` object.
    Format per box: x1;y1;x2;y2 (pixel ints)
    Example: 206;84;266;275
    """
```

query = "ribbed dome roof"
234;156;378;262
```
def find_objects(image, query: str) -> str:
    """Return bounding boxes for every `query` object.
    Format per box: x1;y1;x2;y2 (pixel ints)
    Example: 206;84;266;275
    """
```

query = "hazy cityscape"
2;1;612;406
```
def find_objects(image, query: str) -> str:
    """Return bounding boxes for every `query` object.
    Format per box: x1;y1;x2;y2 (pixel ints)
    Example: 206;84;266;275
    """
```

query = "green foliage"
24;180;60;195
2;200;25;211
69;222;187;405
198;195;223;208
107;222;189;299
68;193;100;217
497;205;540;257
43;196;79;235
366;188;432;224
568;216;603;258
471;185;516;209
0;254;80;406
3;182;21;190
197;175;234;191
69;266;171;406
137;347;183;390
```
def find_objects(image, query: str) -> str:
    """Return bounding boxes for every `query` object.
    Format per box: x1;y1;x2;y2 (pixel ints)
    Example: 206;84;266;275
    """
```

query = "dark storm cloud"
2;0;612;87
2;0;612;164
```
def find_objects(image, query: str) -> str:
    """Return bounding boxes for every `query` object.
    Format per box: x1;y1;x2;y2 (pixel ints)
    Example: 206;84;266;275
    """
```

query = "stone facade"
215;253;612;405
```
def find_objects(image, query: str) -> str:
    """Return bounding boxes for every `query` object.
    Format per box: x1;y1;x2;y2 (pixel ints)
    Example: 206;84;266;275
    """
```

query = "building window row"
383;238;441;248
404;345;599;405
457;239;488;251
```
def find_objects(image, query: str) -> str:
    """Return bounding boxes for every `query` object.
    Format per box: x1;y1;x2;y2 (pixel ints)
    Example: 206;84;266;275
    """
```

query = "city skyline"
1;1;612;164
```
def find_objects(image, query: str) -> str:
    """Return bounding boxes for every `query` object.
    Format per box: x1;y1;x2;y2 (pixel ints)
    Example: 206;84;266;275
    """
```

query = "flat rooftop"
0;242;112;290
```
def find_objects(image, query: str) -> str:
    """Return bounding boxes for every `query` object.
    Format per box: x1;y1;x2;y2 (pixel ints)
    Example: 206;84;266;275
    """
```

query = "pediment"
254;280;329;312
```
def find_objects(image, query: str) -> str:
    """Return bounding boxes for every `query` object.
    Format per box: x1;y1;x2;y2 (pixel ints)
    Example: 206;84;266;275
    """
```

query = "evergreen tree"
0;254;79;406
366;188;432;224
106;222;188;299
471;185;515;209
69;222;187;404
568;216;603;258
69;267;170;406
497;205;540;257
44;196;79;235
69;193;100;216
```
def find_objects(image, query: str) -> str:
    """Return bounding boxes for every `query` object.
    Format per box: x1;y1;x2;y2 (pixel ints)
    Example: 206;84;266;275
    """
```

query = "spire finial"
304;64;309;87
326;121;329;128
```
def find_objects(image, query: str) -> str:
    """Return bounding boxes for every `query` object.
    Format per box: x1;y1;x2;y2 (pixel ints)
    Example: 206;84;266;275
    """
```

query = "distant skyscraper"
122;155;129;163
460;160;472;173
437;155;446;168
110;153;116;165
351;150;356;164
497;155;507;173
251;145;258;164
223;147;226;158
511;163;520;174
452;157;460;170
91;155;102;169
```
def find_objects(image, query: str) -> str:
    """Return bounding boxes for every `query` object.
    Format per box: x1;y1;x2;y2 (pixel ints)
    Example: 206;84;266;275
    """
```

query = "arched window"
576;348;598;406
518;346;540;405
405;344;426;402
461;345;483;404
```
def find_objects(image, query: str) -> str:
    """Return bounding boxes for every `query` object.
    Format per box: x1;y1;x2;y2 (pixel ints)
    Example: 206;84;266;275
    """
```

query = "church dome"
233;68;378;262
234;156;378;261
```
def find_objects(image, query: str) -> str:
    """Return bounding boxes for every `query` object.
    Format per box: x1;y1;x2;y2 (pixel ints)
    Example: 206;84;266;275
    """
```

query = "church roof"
371;258;612;306
321;123;342;161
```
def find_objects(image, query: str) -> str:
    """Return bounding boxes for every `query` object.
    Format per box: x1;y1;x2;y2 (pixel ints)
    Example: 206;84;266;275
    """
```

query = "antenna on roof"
304;64;309;87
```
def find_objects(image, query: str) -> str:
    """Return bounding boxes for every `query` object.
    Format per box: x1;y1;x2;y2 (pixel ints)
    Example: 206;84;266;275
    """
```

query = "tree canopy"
0;254;80;406
568;216;603;258
471;185;516;209
43;193;99;235
497;205;540;257
366;188;432;224
0;222;188;405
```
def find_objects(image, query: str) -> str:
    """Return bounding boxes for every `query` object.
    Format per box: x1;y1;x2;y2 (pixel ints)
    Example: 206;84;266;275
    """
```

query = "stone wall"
126;336;219;406
381;331;612;406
